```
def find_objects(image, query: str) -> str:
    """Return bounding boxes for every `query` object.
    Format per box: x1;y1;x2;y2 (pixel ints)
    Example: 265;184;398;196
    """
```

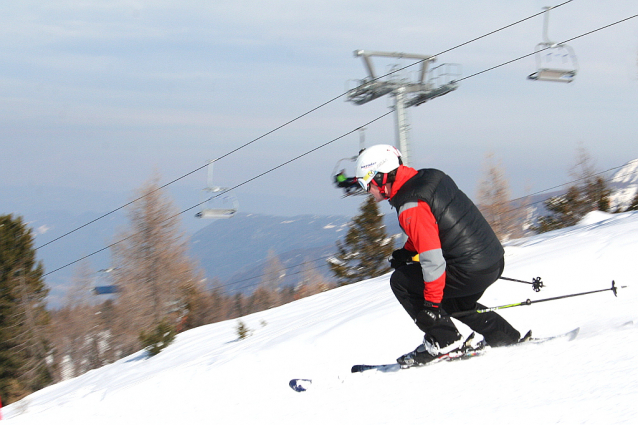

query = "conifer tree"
0;214;51;403
328;196;395;285
534;186;583;233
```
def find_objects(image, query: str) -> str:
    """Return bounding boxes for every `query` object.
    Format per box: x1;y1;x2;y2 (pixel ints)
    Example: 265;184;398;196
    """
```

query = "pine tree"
328;196;395;285
0;214;52;404
235;320;252;340
534;186;583;233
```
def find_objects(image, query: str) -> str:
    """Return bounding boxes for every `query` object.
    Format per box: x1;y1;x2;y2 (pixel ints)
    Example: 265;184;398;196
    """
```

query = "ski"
289;328;581;392
351;343;485;374
350;327;580;374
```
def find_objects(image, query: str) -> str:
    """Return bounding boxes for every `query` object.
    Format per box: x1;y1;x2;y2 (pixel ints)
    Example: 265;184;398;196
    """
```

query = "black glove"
414;301;441;332
389;248;417;269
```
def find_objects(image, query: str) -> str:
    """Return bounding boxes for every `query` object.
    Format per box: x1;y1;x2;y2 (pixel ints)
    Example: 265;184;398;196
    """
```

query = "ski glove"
389;248;418;269
414;301;441;332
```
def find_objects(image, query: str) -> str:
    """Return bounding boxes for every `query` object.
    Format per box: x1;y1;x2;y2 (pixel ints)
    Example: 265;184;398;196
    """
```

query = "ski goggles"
357;170;377;192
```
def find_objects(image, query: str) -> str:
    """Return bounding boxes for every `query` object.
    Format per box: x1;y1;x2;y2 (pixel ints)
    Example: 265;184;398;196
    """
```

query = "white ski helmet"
354;144;403;192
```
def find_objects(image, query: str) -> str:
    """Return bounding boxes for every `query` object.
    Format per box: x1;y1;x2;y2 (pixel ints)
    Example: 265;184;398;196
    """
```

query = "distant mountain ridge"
189;213;402;294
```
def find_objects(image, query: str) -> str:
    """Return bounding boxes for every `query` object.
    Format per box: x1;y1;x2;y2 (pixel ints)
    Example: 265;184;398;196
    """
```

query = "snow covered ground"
3;211;638;424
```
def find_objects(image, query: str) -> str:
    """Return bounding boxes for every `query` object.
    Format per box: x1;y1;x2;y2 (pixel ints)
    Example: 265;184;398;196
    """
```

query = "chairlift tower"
346;50;461;166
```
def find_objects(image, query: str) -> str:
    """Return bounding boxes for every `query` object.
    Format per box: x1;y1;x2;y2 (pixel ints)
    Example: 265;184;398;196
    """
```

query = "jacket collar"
388;165;418;200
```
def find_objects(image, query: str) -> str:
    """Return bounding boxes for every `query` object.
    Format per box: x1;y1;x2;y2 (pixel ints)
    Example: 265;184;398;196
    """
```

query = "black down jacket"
389;168;504;273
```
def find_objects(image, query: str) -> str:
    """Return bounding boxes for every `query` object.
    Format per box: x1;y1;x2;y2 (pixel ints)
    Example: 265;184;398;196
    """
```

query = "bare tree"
251;250;285;311
109;174;204;356
48;260;103;381
178;278;232;331
477;152;523;241
295;259;333;300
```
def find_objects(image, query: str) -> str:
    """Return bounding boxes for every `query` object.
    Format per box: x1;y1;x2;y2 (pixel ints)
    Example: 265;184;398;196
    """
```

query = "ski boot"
397;332;487;368
518;330;533;343
397;333;469;368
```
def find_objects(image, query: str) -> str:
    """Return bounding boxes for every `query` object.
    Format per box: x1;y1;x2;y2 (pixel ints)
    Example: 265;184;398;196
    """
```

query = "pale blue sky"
2;0;638;221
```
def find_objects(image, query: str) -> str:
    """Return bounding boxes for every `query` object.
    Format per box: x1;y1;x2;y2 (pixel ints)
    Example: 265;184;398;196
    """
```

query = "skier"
354;144;523;366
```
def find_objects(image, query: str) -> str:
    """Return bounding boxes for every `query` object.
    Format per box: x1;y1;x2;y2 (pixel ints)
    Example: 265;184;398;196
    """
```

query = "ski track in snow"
3;211;638;424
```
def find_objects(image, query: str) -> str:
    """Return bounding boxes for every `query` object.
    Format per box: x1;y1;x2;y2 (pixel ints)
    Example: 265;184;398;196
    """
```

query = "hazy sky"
2;0;638;222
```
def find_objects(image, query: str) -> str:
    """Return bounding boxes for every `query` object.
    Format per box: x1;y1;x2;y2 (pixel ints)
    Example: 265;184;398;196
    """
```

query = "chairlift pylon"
528;6;578;83
195;160;238;219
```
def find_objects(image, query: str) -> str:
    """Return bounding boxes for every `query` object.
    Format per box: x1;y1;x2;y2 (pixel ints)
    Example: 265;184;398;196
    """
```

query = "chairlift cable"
32;3;578;252
496;163;638;216
434;0;573;58
41;111;394;278
43;158;638;282
457;13;638;83
34;164;210;251
39;12;638;277
176;111;395;217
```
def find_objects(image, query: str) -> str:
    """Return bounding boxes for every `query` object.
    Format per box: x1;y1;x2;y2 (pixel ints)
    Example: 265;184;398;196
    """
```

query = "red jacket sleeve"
398;201;446;304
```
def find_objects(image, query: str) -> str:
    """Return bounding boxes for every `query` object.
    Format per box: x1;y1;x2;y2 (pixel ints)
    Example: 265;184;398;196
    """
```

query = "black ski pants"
390;259;521;347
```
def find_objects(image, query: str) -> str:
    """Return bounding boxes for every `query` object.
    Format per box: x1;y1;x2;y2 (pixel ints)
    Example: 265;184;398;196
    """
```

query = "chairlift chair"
528;7;578;83
93;285;120;295
331;129;367;196
332;155;365;196
196;161;238;219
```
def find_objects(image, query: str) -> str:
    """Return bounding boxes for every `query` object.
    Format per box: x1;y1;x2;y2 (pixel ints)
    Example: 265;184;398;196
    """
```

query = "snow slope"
3;211;638;425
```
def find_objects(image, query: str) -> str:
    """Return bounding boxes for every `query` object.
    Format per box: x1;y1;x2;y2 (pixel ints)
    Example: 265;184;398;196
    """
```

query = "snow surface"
3;211;638;424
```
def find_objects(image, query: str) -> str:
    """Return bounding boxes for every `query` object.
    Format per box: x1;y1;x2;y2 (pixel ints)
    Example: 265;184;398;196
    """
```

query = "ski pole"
451;280;626;318
499;276;544;292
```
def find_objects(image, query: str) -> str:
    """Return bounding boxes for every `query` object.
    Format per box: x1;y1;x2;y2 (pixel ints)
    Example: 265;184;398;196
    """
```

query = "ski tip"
289;379;312;392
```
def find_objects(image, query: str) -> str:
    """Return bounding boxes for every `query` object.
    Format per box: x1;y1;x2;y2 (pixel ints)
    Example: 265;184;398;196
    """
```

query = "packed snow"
2;211;638;424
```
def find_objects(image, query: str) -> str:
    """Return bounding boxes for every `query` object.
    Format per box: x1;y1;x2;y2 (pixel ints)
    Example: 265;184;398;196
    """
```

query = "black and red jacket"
388;165;504;304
